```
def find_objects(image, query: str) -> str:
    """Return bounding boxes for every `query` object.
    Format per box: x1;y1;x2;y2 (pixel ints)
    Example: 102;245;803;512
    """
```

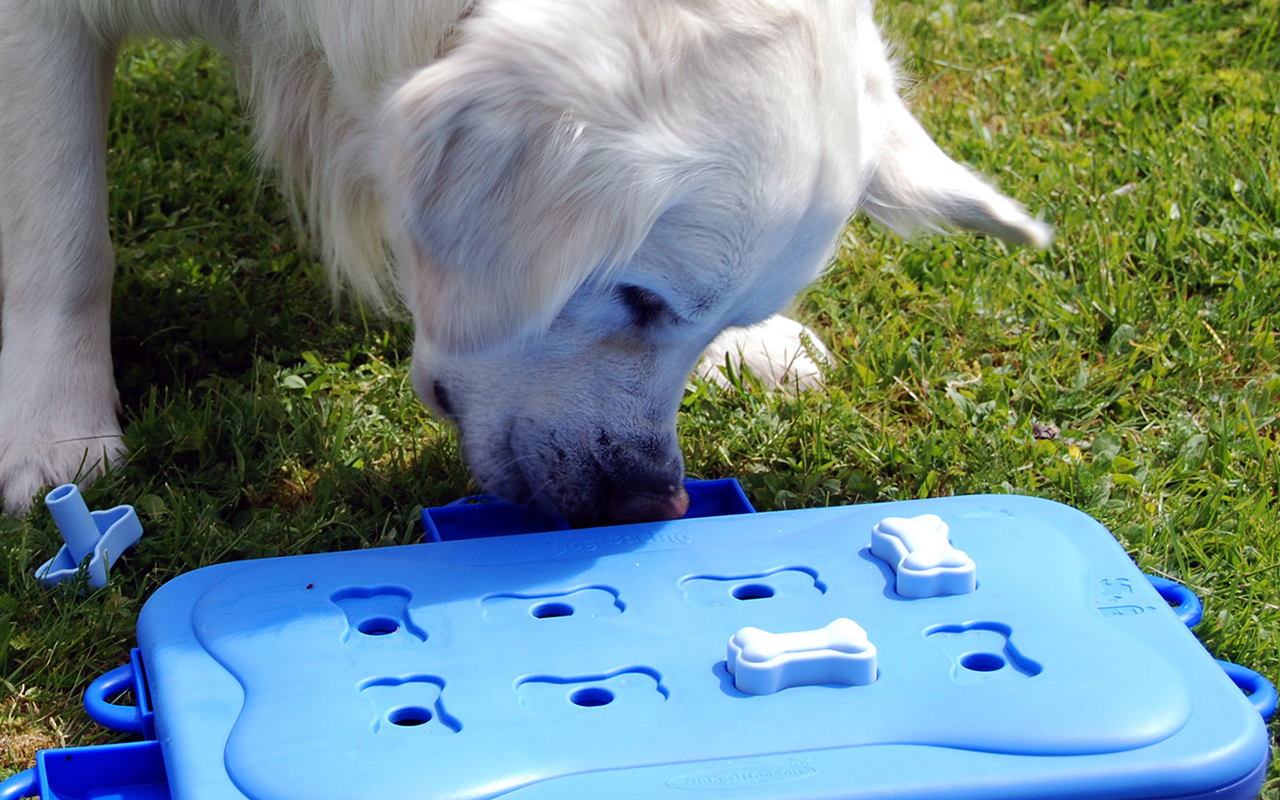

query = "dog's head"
380;0;1050;526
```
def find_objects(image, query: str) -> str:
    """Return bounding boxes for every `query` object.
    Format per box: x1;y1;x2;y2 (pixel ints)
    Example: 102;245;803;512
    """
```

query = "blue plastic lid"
132;495;1270;800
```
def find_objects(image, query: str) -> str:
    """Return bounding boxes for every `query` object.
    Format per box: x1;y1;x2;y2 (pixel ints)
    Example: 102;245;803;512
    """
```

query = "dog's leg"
0;3;124;512
696;316;831;393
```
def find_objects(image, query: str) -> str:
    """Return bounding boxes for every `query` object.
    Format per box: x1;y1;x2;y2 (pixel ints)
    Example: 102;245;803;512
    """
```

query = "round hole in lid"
358;617;400;636
960;652;1006;672
570;687;614;707
731;583;775;600
532;602;574;618
388;707;433;726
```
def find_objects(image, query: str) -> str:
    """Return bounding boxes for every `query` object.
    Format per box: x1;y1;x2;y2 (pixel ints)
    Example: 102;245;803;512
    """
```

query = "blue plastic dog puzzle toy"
421;477;755;541
35;484;143;590
2;485;1275;800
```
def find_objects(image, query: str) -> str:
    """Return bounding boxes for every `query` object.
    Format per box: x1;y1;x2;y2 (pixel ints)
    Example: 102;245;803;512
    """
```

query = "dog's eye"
616;285;676;329
430;380;457;419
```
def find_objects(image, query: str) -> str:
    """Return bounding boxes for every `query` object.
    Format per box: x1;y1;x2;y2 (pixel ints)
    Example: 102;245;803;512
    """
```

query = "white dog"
0;0;1050;525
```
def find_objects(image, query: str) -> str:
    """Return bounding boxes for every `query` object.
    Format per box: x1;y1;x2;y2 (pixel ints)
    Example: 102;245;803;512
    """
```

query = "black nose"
604;482;690;524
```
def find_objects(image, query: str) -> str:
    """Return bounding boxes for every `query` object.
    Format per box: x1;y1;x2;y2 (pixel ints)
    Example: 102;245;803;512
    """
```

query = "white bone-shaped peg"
726;618;876;695
871;514;975;598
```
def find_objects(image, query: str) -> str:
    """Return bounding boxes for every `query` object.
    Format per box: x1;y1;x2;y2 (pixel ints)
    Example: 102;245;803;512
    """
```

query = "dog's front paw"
696;315;831;392
0;407;125;515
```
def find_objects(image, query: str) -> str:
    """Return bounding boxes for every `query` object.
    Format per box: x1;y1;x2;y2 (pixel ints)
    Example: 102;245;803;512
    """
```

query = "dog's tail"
861;103;1053;250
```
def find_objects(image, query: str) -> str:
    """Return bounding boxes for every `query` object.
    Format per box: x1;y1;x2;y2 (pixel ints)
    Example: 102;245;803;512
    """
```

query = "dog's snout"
605;481;690;525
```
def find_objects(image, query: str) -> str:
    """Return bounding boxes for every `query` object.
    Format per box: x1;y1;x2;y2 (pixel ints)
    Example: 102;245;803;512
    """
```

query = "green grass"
2;0;1278;792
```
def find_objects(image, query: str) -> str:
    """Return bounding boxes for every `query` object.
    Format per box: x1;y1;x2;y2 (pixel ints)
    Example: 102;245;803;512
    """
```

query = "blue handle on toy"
1216;660;1278;720
84;663;144;734
0;768;37;800
1144;574;1203;628
1139;576;1273;719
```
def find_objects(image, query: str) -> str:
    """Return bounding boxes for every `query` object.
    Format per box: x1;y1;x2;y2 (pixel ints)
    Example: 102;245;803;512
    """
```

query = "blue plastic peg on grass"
36;484;143;590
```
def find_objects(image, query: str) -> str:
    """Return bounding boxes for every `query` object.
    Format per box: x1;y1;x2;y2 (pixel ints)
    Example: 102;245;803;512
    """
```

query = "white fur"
697;317;831;393
0;0;1050;520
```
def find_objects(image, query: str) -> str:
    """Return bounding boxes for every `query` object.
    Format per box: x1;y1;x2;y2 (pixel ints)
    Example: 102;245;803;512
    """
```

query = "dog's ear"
861;101;1053;250
381;51;667;356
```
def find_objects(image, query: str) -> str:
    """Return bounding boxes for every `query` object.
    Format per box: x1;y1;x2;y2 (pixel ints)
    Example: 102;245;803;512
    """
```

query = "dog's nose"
605;482;690;524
